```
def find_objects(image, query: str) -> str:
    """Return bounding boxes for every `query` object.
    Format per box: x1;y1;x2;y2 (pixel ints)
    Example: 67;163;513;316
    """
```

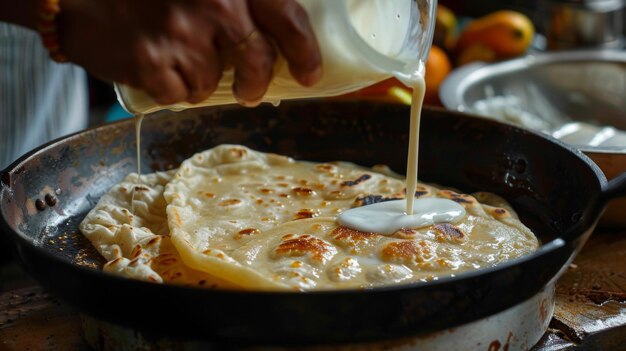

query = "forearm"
0;0;38;30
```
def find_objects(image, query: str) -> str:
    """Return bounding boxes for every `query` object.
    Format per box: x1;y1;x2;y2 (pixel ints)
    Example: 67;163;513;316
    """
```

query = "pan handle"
601;171;626;201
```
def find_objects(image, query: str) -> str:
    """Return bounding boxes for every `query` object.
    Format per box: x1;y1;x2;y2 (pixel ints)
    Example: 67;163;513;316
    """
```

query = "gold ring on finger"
232;30;260;51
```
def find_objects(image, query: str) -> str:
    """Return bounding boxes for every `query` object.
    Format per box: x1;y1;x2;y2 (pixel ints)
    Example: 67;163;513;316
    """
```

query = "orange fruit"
456;43;497;66
424;45;452;106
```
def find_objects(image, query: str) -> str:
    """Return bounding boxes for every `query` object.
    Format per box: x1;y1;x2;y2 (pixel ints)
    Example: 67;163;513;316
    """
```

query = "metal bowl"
440;49;626;227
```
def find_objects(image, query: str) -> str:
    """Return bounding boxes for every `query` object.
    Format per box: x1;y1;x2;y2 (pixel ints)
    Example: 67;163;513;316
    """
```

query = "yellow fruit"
434;5;457;51
456;10;534;59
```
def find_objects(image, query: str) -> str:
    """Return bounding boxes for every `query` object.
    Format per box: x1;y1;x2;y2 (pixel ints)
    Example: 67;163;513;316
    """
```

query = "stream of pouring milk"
338;76;465;234
131;114;144;214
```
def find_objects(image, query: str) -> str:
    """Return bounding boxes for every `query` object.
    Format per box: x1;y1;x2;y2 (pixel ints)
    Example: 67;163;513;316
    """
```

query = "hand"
58;0;322;106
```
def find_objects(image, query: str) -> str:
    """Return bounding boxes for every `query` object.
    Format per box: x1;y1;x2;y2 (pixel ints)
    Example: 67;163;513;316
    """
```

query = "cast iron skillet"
1;101;625;346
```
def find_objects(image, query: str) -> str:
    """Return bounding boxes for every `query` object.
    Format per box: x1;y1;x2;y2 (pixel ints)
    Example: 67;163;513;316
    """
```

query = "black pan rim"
1;102;608;186
0;103;606;297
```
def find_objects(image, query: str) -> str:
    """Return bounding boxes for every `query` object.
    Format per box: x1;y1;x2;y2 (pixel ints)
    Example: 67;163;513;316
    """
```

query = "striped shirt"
0;23;88;169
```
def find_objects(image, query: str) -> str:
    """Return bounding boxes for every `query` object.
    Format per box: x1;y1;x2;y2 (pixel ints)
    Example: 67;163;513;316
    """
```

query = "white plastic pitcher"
115;0;437;114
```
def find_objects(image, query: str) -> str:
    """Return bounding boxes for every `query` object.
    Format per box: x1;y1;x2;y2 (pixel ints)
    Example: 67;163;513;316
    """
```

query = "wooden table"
1;231;625;350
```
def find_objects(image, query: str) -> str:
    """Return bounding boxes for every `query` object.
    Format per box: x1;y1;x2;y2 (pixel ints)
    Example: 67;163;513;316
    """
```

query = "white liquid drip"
338;75;466;234
405;78;425;215
338;199;465;235
131;113;144;214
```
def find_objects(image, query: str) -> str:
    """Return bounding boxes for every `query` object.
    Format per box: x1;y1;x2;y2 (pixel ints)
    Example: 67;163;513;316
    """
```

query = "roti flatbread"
79;171;236;288
161;145;538;290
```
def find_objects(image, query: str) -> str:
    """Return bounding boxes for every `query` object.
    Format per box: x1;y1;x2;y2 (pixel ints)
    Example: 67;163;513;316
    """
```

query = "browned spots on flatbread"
332;226;378;243
292;187;315;196
393;228;419;239
238;228;259;235
313;183;326;190
403;185;429;198
294;209;319;220
432;223;465;242
204;192;215;198
111;246;122;258
315;164;336;173
331;226;381;253
329;190;345;199
279;193;290;198
310;224;323;231
274;234;336;264
130;244;141;256
104;257;123;268
437;190;477;205
129;257;141;267
154;255;178;266
147;236;162;246
380;241;434;265
219;198;242;206
229;147;247;159
414;188;429;198
134;186;149;192
260;188;273;194
172;208;182;226
436;258;450;268
235;228;259;240
131;245;143;259
487;207;510;219
353;194;403;207
341;174;371;187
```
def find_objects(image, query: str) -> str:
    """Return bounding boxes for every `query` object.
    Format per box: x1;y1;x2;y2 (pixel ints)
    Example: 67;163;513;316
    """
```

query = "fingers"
175;46;223;104
130;39;190;105
165;9;224;104
229;30;277;106
128;18;223;105
142;69;190;106
248;0;322;87
216;0;277;106
123;0;318;107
